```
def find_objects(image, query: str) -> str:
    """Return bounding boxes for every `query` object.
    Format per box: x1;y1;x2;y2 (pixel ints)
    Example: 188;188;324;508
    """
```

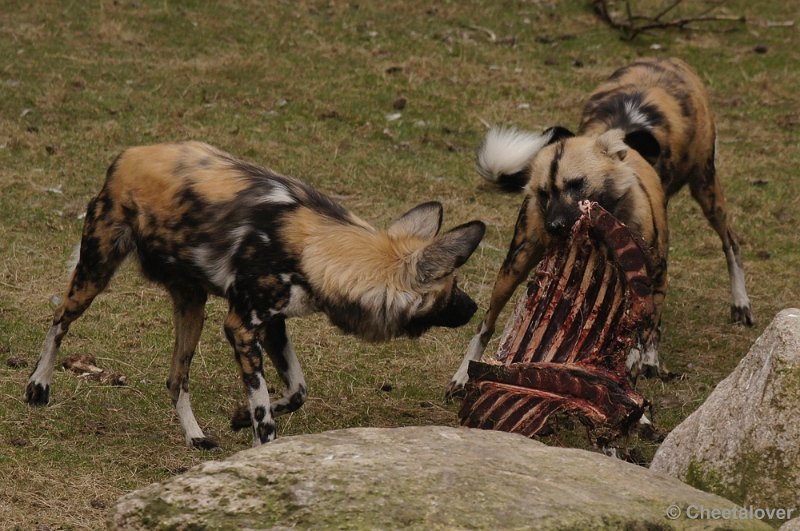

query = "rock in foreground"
651;308;800;515
111;426;769;530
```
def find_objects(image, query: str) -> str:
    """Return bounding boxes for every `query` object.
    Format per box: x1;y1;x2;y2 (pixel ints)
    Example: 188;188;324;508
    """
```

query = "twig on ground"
591;0;745;40
461;23;497;43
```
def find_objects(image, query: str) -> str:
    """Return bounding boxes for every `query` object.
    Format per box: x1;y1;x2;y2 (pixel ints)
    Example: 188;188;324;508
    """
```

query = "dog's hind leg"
445;196;544;400
166;287;215;449
25;192;133;405
689;147;753;326
224;307;277;446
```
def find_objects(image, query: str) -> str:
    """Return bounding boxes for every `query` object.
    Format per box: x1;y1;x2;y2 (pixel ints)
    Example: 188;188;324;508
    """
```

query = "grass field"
1;1;798;528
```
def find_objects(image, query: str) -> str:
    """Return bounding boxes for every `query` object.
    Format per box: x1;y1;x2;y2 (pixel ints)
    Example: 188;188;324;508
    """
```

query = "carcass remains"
459;201;653;443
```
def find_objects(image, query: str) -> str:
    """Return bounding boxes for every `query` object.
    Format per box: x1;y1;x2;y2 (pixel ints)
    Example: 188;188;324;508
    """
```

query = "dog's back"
101;141;360;295
579;57;715;197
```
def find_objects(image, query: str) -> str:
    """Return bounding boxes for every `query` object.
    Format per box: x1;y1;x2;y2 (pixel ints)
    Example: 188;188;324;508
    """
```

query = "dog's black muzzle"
404;286;478;338
435;286;478;328
545;200;581;239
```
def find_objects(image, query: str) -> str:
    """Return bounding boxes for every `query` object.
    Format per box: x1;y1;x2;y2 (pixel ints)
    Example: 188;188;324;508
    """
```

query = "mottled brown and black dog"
447;57;752;398
25;141;485;448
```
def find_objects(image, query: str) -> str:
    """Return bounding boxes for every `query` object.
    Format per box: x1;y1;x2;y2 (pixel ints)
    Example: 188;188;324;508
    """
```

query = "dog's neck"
279;207;425;338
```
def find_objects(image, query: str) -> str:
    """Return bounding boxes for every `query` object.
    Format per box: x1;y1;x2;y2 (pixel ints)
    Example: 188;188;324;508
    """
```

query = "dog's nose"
439;288;478;328
545;218;569;236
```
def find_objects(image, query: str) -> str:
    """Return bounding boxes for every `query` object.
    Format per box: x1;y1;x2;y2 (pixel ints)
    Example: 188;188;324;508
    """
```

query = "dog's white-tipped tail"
477;126;554;191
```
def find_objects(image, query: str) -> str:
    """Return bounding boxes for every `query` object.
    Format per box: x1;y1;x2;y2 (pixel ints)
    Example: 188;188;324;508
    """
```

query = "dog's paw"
190;437;220;451
24;381;50;406
255;421;277;445
444;381;467;402
731;304;754;327
230;404;252;431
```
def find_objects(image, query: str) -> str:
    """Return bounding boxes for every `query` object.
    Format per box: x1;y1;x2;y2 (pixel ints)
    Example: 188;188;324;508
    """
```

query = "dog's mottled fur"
447;57;752;397
25;141;485;448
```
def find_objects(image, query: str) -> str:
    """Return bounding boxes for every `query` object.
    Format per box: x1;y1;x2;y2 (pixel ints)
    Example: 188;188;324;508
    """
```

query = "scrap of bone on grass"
62;354;127;386
459;201;652;447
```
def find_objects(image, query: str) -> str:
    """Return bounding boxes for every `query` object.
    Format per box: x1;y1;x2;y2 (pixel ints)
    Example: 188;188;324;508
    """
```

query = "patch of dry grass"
1;0;798;528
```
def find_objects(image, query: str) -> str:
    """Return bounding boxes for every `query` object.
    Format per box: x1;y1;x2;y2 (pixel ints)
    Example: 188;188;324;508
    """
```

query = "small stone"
318;110;340;120
90;498;107;509
6;357;28;368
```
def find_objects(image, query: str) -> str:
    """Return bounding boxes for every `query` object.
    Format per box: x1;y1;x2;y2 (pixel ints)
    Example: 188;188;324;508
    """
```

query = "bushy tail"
476;126;571;192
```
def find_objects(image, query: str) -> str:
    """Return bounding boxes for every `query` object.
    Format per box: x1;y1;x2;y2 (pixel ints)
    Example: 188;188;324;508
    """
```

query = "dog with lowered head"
24;141;485;448
446;57;752;398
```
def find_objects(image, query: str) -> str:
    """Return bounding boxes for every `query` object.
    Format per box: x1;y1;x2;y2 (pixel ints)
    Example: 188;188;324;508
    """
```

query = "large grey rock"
111;425;770;530
781;517;800;530
651;309;800;517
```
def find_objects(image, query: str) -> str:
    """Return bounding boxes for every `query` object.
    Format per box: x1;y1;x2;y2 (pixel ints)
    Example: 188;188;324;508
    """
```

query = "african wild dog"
24;141;486;448
446;57;752;398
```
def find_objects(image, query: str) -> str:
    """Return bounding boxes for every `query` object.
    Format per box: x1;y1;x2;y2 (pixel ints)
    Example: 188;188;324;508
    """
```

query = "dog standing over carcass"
447;57;753;398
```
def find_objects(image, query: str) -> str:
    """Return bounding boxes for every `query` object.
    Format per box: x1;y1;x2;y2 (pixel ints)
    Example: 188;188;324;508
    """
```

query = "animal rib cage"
459;201;652;439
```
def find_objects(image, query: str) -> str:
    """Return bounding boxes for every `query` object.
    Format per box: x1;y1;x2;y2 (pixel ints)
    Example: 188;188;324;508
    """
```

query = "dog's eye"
537;189;549;206
566;178;586;193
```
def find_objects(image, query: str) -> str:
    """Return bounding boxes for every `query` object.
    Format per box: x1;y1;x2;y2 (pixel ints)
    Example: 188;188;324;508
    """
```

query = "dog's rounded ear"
542;126;574;146
388;201;443;239
415;220;486;284
624;129;661;166
597;129;628;160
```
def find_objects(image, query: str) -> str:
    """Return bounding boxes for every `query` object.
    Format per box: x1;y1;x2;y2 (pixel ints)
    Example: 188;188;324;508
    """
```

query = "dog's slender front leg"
444;252;538;399
224;308;276;445
261;318;307;417
230;317;308;431
445;196;544;399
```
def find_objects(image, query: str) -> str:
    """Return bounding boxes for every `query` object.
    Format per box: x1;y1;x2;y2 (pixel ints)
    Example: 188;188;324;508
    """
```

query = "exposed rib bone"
459;202;653;441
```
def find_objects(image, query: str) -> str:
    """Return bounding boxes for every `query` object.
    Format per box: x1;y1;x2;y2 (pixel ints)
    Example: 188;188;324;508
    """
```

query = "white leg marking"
175;389;206;445
641;342;660;371
626;345;642;375
271;336;307;417
726;246;751;310
29;323;64;387
249;373;275;446
627;337;659;378
450;322;490;389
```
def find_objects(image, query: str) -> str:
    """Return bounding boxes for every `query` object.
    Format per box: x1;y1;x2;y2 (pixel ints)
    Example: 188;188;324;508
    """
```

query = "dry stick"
460;23;497;43
653;0;683;22
591;0;744;40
